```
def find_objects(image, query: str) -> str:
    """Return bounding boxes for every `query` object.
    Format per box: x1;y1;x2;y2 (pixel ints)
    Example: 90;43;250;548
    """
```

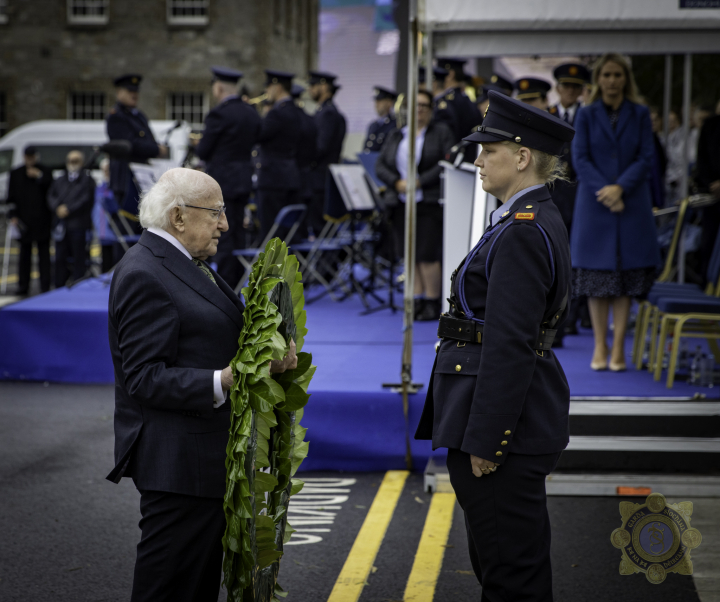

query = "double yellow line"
327;470;456;602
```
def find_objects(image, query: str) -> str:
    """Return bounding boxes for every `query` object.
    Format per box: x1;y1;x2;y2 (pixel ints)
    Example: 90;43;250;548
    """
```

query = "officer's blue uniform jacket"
309;99;346;191
195;96;261;199
434;87;482;143
256;97;303;191
106;102;159;198
415;185;572;464
363;115;396;153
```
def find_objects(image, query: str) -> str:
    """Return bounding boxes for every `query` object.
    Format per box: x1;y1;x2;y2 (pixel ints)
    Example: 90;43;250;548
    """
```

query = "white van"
0;119;191;202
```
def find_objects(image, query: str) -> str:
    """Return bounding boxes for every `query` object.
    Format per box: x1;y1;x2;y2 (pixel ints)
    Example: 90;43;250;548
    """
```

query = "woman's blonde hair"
588;53;640;105
503;141;568;185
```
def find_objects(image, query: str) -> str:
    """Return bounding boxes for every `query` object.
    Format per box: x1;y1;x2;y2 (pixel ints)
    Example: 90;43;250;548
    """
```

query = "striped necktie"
194;259;217;286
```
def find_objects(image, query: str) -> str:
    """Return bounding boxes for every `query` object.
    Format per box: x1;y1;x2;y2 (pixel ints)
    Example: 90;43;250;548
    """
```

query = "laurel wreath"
222;239;315;601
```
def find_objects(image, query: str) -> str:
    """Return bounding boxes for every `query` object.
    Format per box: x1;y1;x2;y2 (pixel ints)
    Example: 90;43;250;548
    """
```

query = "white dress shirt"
147;227;227;408
396;125;427;202
556;103;579;126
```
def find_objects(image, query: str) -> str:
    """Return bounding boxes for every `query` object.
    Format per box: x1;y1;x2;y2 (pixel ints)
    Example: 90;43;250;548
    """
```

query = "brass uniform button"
455;365;462;372
504;430;511;435
139;130;145;137
501;441;507;446
495;451;502;457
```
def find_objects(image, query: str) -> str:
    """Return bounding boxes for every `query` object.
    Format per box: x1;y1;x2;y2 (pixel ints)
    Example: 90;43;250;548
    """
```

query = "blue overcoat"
570;100;661;270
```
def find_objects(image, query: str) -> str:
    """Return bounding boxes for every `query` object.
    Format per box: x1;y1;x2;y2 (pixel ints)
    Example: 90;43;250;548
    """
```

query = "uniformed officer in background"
194;66;261;289
514;77;552;110
256;70;303;239
291;83;318;214
363;86;397;153
489;73;514;96
434;57;482;142
418;65;448;96
476;83;509;123
548;62;591;337
416;90;574;602
308;70;347;238
106;74;167;224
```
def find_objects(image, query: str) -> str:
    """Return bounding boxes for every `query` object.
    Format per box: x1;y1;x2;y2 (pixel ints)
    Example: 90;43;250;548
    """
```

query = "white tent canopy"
422;0;720;56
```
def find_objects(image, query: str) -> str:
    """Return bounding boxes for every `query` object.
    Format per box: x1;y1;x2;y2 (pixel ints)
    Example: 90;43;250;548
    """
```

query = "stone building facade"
0;0;319;135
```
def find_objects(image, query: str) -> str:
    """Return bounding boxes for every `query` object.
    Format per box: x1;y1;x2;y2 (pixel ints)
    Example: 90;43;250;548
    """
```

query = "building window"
167;92;206;127
0;0;8;25
0;92;8;137
167;0;209;25
67;0;109;24
68;92;107;120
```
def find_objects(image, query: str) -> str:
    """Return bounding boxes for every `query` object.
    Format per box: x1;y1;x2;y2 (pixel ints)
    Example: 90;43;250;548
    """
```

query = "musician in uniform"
106;74;167;223
415;90;574;602
290;84;318;211
514;77;552;110
308;70;347;238
195;66;261;289
476;83;509;124
363;86;397;153
489;73;514;97
256;70;303;239
434;57;482;142
547;63;590;338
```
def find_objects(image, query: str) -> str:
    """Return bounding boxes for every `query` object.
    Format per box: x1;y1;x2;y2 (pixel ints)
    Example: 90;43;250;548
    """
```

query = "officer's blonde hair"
138;167;222;230
503;141;568;185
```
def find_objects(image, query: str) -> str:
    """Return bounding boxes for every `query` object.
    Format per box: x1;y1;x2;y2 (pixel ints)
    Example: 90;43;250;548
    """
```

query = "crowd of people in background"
4;53;720;368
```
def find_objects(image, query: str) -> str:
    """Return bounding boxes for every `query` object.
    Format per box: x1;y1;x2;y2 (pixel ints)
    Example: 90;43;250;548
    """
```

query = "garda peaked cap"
463;90;575;155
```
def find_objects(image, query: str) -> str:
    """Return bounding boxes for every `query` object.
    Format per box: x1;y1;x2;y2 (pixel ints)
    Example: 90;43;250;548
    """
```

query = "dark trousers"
18;238;51;294
447;448;561;602
215;194;249;291
308;189;327;238
132;490;226;602
54;228;87;288
258;188;298;242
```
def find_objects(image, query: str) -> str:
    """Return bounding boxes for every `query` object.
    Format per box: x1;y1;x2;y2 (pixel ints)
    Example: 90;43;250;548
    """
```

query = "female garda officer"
415;90;575;601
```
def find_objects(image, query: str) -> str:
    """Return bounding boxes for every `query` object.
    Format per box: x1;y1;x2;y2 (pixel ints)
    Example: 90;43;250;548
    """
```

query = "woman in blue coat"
571;53;660;371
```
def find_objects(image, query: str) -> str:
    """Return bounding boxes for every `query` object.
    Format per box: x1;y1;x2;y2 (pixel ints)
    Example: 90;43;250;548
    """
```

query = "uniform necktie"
564;110;571;124
194;259;217;286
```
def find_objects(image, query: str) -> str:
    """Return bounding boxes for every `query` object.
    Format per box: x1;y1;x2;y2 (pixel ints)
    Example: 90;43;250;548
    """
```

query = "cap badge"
131;77;138;84
491;75;498;83
569;66;578;76
483;103;489;118
438;101;447;110
519;80;530;90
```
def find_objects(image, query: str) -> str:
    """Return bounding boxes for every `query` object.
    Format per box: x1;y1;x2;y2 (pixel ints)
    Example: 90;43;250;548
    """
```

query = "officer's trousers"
447;448;561;602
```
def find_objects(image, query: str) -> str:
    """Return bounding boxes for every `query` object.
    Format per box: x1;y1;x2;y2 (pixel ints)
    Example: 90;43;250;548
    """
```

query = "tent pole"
426;28;433;93
663;55;672;147
400;0;419;471
678;53;692;284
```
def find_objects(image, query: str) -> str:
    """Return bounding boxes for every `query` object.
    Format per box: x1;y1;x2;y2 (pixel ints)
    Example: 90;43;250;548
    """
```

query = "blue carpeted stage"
0;278;715;471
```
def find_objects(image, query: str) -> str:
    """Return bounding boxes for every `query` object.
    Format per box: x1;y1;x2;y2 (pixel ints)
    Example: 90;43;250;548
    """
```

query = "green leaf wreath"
222;239;316;601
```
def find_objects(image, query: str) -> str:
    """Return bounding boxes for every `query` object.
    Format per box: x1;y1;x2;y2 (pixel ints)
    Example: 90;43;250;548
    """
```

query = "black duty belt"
438;314;557;351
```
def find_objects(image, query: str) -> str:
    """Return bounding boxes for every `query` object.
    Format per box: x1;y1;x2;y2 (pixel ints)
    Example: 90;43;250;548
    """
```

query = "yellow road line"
327;470;409;602
403;492;456;602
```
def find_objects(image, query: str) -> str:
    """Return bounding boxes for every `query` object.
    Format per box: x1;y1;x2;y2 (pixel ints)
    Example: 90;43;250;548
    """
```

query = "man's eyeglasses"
418;102;433;109
184;204;227;220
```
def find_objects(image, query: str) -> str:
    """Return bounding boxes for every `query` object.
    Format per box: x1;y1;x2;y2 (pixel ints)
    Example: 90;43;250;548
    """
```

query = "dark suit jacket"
106;230;244;498
548;103;580;230
415;186;572;463
571;100;660;271
6;164;53;240
309;99;347;191
106;103;160;196
195;96;262;199
256;98;303;191
375;120;455;205
47;171;96;231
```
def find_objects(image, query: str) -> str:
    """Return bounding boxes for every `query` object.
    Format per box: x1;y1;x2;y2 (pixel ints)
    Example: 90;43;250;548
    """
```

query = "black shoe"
416;298;441;321
413;298;426;320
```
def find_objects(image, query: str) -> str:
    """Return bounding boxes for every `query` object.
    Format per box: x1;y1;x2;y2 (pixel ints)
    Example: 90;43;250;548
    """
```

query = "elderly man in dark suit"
106;168;296;602
48;150;96;288
7;146;53;294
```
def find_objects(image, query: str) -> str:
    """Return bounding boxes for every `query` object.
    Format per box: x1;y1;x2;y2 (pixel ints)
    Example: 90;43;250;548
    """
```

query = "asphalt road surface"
0;382;705;602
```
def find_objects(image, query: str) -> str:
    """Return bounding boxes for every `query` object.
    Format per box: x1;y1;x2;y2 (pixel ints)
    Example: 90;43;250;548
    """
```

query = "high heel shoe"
609;361;627;372
591;360;608;371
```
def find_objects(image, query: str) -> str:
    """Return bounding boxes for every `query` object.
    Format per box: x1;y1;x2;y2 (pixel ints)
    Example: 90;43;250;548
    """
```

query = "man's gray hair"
138;167;221;230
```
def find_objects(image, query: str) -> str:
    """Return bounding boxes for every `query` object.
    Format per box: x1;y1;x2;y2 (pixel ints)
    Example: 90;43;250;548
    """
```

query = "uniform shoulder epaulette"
513;201;540;222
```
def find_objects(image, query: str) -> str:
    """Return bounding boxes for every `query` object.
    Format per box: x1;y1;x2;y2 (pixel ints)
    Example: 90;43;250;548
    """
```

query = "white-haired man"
106;168;295;601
